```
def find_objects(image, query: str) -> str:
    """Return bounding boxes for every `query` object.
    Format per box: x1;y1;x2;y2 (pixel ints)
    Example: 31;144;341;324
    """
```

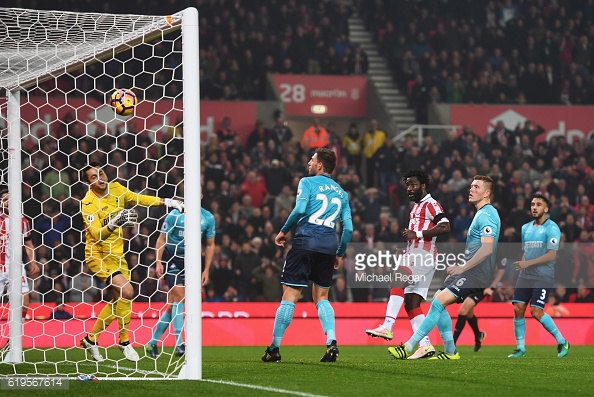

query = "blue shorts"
281;248;335;288
443;275;484;302
163;250;185;288
165;270;185;289
512;276;551;309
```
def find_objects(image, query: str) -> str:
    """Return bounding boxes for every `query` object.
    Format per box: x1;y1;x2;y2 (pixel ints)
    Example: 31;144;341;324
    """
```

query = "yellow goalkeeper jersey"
81;181;161;259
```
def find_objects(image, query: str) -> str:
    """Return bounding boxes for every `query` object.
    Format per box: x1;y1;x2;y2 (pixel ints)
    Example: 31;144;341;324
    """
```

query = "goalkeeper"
146;202;215;358
79;162;183;362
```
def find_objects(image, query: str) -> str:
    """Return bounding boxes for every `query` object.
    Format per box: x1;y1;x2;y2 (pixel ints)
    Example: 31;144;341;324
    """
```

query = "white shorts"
0;267;29;294
399;249;436;300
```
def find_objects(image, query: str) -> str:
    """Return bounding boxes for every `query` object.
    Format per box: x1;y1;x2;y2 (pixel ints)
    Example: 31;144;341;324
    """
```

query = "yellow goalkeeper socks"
88;300;116;343
115;298;132;344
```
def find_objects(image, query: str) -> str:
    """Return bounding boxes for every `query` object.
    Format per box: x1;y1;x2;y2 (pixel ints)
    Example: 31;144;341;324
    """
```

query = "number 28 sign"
271;74;367;117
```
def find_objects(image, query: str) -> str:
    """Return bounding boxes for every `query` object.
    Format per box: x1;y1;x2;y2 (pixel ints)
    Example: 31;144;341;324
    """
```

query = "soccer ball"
110;88;137;116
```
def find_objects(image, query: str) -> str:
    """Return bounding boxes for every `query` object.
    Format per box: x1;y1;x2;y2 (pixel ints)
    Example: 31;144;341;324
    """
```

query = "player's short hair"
473;175;494;198
81;162;104;183
0;186;7;196
315;148;337;174
532;193;550;208
403;169;430;187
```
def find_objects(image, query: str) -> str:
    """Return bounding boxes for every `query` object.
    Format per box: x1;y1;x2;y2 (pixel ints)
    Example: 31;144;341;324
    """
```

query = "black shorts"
165;270;185;289
443;275;484;302
467;290;486;304
281;248;335;288
163;251;185;288
512;276;551;309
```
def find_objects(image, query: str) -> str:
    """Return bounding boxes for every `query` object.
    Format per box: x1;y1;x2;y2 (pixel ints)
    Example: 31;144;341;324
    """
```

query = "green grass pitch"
1;345;593;396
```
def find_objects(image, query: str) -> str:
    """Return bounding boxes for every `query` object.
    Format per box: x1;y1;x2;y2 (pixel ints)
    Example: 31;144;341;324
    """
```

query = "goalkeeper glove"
107;209;138;231
164;198;184;212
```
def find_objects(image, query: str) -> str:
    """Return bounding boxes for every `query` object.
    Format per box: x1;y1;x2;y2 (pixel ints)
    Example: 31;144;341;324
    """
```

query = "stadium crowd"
6;0;594;105
358;0;594;122
1;0;592;309
12;112;594;308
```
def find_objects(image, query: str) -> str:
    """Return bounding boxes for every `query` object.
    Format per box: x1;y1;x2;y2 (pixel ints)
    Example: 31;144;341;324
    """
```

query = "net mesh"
0;7;188;379
0;8;180;90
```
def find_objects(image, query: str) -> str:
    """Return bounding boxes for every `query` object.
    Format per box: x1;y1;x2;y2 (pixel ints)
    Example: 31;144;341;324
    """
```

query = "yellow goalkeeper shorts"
86;255;130;283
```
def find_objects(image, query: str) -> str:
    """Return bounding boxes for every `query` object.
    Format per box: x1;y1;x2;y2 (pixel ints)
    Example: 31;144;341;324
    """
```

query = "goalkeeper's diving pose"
146;203;215;358
79;162;184;362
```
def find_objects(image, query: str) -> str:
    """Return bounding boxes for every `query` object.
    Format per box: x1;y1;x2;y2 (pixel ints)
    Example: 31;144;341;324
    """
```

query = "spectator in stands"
374;136;399;197
217;116;238;148
363;119;386;187
234;240;262;301
273;185;295;218
209;255;235;299
238;170;268;208
574;195;594;221
342;122;362;175
301;118;330;154
361;188;381;225
35;201;71;249
569;281;594;303
247;120;272;152
70;264;99;303
452;204;473;242
271;116;293;147
52;304;73;320
445;170;467;195
251;259;282;302
446;72;466;103
330;275;353;303
262;158;292;201
348;44;369;74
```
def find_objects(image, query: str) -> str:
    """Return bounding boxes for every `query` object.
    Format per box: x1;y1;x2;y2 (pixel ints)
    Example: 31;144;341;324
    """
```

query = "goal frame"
2;6;201;380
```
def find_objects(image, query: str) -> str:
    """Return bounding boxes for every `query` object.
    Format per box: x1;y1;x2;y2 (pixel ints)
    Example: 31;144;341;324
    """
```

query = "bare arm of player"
24;239;39;278
274;231;287;247
155;232;166;278
447;236;495;276
403;220;451;240
202;236;215;286
514;249;557;270
483;267;506;295
334;255;344;270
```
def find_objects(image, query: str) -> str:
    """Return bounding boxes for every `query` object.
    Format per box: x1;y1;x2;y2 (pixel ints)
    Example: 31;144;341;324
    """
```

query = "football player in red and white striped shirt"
366;169;450;359
0;189;39;322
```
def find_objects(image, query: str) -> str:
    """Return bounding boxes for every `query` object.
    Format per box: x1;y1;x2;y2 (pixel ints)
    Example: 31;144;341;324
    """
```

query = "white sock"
410;313;432;347
382;295;404;331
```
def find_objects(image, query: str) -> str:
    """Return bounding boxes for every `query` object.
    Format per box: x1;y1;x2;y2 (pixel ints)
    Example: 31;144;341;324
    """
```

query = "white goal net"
0;7;202;379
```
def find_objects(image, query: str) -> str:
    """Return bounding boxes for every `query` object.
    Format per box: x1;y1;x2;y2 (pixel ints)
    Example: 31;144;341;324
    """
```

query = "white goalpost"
0;7;201;380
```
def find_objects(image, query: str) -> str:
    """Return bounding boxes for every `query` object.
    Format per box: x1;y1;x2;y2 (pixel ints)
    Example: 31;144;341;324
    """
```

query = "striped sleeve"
22;217;32;239
428;201;448;223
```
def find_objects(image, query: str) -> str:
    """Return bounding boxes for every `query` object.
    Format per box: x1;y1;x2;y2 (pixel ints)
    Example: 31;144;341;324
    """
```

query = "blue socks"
514;318;526;351
436;307;456;355
538;313;565;345
149;310;172;346
270;301;295;349
172;302;185;346
515;313;565;352
405;299;445;352
316;300;336;346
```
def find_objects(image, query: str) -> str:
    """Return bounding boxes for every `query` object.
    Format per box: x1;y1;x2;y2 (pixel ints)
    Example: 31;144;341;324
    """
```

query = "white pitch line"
201;379;329;397
80;363;330;396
